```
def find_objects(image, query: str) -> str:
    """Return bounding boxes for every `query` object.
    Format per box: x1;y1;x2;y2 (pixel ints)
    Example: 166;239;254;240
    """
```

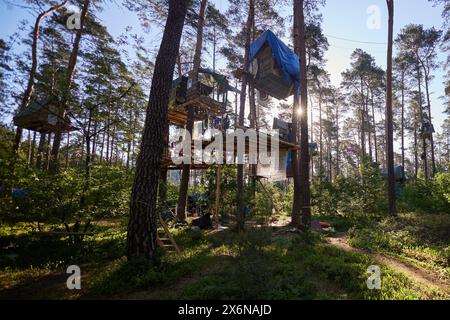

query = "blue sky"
0;0;448;133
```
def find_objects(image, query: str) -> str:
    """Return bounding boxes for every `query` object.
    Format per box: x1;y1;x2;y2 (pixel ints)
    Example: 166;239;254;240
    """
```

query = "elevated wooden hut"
249;30;300;100
13;99;75;133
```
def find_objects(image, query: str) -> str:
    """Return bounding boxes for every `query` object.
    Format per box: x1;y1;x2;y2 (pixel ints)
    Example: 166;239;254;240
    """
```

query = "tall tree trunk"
29;131;36;167
36;133;46;169
26;131;32;166
50;0;90;173
81;109;92;208
127;0;188;260
291;0;303;226
367;87;373;162
91;120;98;163
126;114;132;170
100;131;105;163
236;0;254;232
176;0;208;221
45;133;52;171
414;124;418;179
416;61;428;180
309;96;314;180
13;0;68;161
385;0;396;216
105;109;111;163
335;105;340;176
371;91;378;163
360;78;366;161
294;0;311;227
319;92;323;179
65;132;70;169
109;123;116;165
401;70;405;179
249;79;257;198
422;66;436;176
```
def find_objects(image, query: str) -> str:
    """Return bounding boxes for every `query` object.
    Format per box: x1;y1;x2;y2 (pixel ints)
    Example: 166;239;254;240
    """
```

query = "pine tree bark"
422;65;436;176
291;0;302;226
294;0;311;227
416;61;428;180
29;131;36;167
36;133;46;169
401;70;405;179
371;91;378;163
127;0;188;260
386;0;396;216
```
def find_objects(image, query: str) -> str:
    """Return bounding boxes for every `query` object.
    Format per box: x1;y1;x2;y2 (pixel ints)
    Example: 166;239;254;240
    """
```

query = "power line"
325;34;387;45
328;44;387;54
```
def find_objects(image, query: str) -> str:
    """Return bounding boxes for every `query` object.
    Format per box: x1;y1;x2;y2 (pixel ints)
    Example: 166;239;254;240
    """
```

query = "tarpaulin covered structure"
249;30;300;99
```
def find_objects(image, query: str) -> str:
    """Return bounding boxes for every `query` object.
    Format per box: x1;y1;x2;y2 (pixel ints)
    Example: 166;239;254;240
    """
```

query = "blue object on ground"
12;189;30;198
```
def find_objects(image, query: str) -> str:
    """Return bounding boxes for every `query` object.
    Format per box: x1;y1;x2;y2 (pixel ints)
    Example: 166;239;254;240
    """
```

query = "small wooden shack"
249;30;300;100
13;99;75;133
168;69;238;126
250;44;294;100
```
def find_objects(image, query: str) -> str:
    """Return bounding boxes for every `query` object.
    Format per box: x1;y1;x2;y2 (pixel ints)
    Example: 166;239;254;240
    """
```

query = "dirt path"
326;234;450;295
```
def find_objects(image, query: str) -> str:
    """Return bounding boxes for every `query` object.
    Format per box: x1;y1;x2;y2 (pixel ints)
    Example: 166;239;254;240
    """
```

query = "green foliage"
311;161;386;218
348;212;450;279
199;165;238;217
0;165;132;229
398;173;450;214
0;219;126;270
0;125;14;178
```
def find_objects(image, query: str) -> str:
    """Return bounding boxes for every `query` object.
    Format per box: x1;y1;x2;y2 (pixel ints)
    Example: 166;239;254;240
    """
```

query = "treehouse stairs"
156;214;181;254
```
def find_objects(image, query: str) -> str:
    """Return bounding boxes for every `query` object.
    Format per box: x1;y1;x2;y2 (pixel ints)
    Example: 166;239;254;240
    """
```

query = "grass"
0;215;448;300
347;212;450;280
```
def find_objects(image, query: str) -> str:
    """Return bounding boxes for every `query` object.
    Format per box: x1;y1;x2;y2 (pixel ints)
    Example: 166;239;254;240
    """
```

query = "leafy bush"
0;165;132;237
311;161;386;218
398;173;450;214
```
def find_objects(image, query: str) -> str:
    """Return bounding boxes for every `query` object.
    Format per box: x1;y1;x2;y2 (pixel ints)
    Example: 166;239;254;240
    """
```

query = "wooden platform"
160;128;299;170
13;100;76;133
168;94;225;126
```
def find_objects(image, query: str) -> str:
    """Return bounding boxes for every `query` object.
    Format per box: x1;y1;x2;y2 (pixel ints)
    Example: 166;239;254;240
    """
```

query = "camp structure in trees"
247;30;300;101
13;98;76;134
168;68;239;126
162;66;299;173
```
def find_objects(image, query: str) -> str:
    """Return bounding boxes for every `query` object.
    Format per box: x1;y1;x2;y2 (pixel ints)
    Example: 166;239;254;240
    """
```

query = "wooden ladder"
156;214;181;254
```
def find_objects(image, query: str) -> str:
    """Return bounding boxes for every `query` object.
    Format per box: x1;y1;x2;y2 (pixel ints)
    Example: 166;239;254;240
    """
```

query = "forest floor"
0;212;449;300
327;234;450;294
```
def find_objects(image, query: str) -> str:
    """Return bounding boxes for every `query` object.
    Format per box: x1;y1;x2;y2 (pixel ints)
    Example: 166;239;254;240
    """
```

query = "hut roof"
15;99;52;118
13;98;75;133
249;30;300;90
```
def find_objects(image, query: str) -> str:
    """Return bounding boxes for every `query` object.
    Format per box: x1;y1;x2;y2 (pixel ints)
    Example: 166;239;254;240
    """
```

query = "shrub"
398;173;450;214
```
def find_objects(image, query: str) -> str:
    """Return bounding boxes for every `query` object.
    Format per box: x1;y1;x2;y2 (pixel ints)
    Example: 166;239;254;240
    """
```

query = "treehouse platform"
160;127;299;172
168;68;238;127
168;93;225;126
13;99;76;133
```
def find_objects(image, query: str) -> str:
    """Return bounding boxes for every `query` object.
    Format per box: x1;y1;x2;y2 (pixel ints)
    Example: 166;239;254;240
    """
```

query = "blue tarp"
249;30;300;92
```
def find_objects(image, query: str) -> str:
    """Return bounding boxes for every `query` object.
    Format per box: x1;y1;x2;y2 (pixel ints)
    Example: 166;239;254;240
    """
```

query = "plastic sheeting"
249;30;300;91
